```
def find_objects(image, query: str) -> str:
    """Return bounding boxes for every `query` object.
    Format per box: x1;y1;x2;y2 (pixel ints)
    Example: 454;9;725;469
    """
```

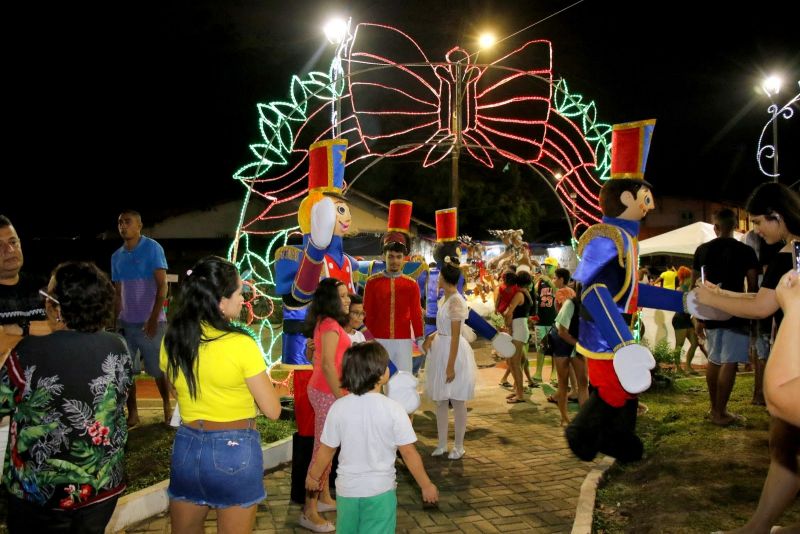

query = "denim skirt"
168;424;266;508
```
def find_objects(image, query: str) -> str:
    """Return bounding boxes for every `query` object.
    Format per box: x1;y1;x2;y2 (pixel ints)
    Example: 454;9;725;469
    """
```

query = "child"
422;256;477;460
305;342;438;533
345;293;367;344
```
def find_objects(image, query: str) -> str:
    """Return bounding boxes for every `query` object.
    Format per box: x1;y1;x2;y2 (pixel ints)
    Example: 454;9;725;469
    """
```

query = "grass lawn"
593;373;800;533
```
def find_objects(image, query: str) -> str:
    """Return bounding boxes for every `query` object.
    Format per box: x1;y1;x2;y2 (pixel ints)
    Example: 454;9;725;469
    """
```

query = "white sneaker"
431;447;447;457
448;447;465;460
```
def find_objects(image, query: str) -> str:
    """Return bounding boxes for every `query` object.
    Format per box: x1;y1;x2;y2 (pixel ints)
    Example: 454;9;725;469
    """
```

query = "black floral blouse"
0;330;131;510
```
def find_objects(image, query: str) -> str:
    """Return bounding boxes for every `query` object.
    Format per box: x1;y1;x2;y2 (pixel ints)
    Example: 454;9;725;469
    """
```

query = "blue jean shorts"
705;328;750;365
168;425;266;508
119;320;166;377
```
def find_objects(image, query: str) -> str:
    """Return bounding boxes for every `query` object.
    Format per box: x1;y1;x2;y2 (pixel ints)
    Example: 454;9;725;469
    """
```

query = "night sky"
5;0;798;239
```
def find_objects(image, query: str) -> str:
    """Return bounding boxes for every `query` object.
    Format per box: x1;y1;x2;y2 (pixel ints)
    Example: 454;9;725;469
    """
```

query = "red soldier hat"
387;200;413;233
435;208;457;242
383;199;413;252
610;119;656;186
308;138;348;199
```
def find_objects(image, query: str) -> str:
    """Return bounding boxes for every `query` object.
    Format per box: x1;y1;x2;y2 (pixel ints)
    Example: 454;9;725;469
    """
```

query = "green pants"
336;488;397;534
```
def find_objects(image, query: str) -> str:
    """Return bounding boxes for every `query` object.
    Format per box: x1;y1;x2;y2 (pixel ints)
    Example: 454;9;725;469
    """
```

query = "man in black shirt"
693;209;759;426
1;215;50;353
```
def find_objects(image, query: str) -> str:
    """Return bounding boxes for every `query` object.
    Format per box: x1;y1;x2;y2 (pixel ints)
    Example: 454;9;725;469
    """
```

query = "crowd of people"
0;178;797;534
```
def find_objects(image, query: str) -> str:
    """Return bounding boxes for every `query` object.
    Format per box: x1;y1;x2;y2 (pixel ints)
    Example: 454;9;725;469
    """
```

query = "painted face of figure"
749;214;786;245
219;276;245;321
0;224;23;282
619;186;655;221
333;199;352;237
385;250;405;273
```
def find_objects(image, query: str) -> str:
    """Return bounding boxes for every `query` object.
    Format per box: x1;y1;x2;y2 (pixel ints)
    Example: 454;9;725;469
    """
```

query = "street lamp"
323;17;348;44
761;74;782;180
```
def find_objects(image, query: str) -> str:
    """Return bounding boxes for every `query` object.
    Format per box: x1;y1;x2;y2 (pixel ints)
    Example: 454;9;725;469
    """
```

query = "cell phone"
700;265;706;284
793;240;800;273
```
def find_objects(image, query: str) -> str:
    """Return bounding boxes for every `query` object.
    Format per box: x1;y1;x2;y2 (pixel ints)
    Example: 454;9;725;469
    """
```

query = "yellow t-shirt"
160;324;267;422
659;270;678;290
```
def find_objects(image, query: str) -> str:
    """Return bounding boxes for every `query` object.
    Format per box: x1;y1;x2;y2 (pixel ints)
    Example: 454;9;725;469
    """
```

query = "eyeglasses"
39;289;60;306
350;311;366;317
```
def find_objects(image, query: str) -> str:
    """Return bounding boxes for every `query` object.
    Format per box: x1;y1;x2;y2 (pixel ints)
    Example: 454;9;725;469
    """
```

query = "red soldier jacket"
363;272;424;340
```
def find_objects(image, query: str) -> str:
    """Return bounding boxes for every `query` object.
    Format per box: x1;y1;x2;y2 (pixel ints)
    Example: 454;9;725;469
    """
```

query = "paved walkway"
122;346;601;533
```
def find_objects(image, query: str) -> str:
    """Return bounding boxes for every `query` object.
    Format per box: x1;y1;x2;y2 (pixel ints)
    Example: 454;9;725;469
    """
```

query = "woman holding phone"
696;183;799;534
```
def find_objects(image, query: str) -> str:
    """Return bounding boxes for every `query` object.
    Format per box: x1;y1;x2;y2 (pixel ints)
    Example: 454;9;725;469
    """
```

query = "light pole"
450;32;495;209
761;75;782;181
324;17;351;138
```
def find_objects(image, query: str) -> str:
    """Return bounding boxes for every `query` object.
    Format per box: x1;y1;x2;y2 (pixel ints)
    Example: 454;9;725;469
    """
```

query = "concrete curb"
571;455;615;534
106;435;293;533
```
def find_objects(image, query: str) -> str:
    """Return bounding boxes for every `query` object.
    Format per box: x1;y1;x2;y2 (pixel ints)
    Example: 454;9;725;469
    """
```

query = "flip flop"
499;381;512;388
546;395;557;404
506;392;517;399
506;397;526;404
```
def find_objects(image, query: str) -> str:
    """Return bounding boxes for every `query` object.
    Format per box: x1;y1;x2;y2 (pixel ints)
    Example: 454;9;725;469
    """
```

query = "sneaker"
448;447;465;460
431;447;447;457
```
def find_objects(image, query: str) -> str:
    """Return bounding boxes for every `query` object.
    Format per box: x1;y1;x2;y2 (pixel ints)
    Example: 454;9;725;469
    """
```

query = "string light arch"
227;21;613;373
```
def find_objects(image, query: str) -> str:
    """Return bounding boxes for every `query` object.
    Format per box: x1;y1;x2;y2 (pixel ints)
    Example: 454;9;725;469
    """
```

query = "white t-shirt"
347;330;366;344
320;392;417;498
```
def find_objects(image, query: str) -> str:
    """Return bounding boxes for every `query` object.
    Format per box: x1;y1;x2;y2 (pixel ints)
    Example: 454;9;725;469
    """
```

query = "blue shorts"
755;333;771;360
119;320;166;377
706;328;750;365
168;425;266;508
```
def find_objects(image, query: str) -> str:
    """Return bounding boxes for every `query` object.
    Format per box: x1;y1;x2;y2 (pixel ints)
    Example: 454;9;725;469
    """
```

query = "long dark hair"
304;278;348;336
50;261;115;333
745;182;800;236
164;256;247;399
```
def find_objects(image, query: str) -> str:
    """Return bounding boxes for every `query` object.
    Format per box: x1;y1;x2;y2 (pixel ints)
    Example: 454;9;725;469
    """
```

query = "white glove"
310;197;336;249
491;332;515;358
685;290;733;321
613;344;655;394
387;371;420;414
461;325;477;343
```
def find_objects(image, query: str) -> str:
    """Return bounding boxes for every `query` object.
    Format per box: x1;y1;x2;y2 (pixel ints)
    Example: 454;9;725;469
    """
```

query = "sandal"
499;381;512;388
546;395;557;404
299;513;335;532
506;397;526;404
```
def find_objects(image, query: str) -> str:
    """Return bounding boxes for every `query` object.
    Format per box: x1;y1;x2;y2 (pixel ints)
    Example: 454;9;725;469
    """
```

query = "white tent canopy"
639;222;744;257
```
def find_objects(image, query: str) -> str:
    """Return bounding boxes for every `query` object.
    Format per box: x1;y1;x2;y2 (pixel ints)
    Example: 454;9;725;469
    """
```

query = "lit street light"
762;74;782;180
323;17;348;44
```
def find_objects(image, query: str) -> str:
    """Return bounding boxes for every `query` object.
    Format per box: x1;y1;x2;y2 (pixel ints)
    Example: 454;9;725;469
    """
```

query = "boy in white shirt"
305;342;438;533
345;293;367;344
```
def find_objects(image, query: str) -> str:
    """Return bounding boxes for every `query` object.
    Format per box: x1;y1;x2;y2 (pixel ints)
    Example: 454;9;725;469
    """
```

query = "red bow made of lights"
346;23;554;168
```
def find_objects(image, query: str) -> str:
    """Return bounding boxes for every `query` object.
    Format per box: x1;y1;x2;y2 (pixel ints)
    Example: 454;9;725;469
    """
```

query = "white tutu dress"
424;293;477;401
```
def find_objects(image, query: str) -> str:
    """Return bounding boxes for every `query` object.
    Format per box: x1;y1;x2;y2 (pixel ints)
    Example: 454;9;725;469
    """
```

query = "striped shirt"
111;236;167;323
